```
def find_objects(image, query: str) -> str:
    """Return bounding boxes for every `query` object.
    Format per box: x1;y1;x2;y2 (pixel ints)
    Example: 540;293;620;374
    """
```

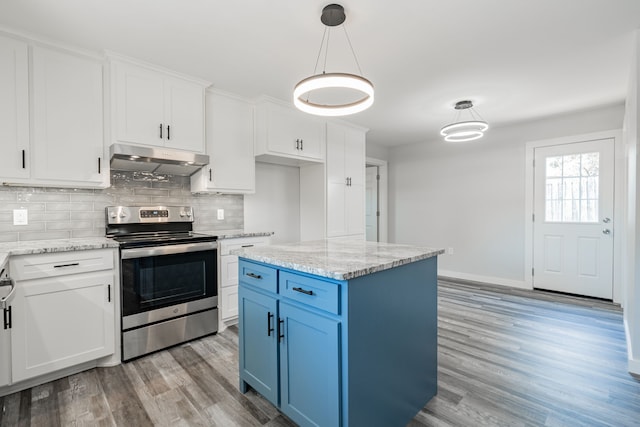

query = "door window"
544;152;599;223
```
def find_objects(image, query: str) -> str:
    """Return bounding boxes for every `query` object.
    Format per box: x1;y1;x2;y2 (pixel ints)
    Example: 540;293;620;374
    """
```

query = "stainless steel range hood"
109;143;209;177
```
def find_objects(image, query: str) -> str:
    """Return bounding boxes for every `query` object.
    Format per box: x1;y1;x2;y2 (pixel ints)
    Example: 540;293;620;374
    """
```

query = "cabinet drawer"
239;261;277;293
280;272;340;315
219;237;270;255
10;249;114;281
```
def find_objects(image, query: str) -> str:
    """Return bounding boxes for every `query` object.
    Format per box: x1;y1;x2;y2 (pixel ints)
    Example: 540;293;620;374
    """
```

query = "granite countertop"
0;238;120;268
198;230;274;240
0;232;273;267
234;239;444;281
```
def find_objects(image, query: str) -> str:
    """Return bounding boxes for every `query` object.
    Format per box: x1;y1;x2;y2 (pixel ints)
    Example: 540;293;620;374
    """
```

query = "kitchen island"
235;240;444;427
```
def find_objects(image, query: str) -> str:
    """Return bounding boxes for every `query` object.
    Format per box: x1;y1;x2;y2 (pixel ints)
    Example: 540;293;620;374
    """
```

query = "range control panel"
140;209;170;219
106;206;194;224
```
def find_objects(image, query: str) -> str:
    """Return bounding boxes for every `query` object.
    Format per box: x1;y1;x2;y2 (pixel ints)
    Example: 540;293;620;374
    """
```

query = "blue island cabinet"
238;256;438;427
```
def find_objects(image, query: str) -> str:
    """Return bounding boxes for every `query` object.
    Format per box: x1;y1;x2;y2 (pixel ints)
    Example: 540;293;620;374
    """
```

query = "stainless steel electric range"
106;206;218;361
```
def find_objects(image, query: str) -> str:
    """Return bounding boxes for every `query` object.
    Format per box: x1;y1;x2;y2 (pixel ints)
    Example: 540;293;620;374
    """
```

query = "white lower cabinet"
218;236;270;327
0;271;12;387
8;249;116;384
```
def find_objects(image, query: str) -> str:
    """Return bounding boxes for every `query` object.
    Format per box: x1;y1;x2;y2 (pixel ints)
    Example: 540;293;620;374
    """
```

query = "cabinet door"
344;127;366;236
326;122;366;237
192;91;254;193
0;281;13;387
220;286;239;319
279;301;340;427
0;36;29;180
164;77;205;153
266;103;324;161
326;123;348;237
11;271;114;383
114;62;165;147
238;286;278;405
31;46;106;186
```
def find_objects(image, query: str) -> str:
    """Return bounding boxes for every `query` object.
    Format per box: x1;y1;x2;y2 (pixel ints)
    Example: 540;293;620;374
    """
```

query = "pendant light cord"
313;27;328;75
312;23;364;76
342;23;364;75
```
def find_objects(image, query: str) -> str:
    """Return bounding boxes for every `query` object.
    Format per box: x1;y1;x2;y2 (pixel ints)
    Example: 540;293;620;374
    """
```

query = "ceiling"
1;0;640;147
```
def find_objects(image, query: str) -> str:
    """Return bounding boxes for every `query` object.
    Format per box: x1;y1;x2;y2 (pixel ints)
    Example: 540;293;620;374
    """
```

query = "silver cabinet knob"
602;229;611;235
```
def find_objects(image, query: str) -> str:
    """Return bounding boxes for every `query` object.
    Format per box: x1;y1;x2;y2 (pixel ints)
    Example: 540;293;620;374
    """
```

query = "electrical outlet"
13;209;28;225
447;247;454;255
217;209;224;220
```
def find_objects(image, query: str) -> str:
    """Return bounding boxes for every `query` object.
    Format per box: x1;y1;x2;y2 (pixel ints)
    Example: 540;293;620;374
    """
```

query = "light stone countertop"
0;233;273;268
0;238;120;268
199;230;274;240
234;239;445;281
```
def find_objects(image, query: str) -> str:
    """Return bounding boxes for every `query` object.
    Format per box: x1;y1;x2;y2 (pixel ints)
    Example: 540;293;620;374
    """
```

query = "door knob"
603;217;611;223
602;229;611;235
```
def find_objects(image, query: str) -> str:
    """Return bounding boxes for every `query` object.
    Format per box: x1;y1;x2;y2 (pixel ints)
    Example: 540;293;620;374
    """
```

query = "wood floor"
1;280;639;427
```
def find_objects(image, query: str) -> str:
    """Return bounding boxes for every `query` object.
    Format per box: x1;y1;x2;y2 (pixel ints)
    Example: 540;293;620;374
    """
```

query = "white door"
533;138;614;299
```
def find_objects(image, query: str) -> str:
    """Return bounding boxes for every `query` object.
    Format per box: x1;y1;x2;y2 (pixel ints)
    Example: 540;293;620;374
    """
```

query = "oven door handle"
121;241;217;259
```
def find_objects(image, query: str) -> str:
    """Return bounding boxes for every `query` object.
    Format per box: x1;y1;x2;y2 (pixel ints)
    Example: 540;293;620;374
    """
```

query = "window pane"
581;152;599;177
580;200;598;222
563;154;581;177
546;157;563;177
544;151;599;223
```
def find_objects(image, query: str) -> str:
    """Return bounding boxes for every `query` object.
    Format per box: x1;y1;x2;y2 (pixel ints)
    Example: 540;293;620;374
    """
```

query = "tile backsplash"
0;171;243;243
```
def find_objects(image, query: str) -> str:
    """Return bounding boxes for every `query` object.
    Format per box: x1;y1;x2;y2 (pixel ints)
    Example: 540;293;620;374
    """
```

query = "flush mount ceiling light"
440;100;489;142
293;4;374;117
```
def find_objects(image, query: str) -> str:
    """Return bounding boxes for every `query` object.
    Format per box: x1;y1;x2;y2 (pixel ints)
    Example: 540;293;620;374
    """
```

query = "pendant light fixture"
440;100;489;142
293;4;374;117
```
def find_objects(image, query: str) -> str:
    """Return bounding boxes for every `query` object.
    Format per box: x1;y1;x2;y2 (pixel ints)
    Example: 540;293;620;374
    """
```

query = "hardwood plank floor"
1;280;638;426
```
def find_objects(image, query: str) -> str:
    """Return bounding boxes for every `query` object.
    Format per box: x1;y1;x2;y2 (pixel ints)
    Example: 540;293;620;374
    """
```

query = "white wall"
388;103;624;287
244;162;300;244
366;141;389;161
623;30;640;375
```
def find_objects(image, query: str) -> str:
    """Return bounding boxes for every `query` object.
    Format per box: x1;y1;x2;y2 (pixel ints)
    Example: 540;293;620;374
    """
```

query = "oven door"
120;241;217;330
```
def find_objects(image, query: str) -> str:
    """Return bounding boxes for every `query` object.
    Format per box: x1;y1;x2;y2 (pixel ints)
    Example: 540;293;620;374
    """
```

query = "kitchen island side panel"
346;257;438;427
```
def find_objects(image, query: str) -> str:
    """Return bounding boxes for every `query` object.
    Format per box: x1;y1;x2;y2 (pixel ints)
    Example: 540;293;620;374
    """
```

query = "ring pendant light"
294;4;374;116
440;100;489;142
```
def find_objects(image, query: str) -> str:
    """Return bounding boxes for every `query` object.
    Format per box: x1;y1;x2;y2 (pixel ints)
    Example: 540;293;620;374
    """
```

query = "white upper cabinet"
31;45;107;187
191;90;255;193
111;58;208;153
0;36;29;181
326;122;366;238
0;36;107;189
254;98;325;165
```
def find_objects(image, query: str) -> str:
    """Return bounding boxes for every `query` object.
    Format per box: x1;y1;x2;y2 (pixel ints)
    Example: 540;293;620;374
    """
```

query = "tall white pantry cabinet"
300;121;368;241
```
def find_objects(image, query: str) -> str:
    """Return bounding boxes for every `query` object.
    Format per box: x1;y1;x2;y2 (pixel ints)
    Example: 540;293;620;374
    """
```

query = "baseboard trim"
438;270;529;290
624;317;640;375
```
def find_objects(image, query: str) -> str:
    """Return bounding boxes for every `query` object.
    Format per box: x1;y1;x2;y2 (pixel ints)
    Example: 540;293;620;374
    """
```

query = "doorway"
525;130;623;301
365;157;388;242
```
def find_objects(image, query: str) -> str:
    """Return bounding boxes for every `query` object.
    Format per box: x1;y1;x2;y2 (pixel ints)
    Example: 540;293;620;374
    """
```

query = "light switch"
217;209;224;220
13;209;28;225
